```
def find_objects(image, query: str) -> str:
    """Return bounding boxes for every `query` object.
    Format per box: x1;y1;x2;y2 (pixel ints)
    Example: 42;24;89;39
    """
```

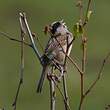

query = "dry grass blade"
12;16;25;110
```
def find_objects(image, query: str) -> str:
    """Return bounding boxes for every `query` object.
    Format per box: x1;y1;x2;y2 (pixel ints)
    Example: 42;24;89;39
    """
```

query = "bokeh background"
0;0;110;110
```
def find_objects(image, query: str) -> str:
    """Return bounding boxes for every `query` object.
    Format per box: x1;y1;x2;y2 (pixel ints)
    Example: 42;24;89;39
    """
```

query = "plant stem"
12;28;25;110
62;75;69;110
49;76;71;110
77;0;86;110
84;52;110;97
0;31;31;47
62;36;71;110
49;68;56;110
19;13;42;64
83;0;92;26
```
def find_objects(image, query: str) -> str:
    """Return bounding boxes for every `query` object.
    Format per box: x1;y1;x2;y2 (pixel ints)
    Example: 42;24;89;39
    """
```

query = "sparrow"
37;20;73;93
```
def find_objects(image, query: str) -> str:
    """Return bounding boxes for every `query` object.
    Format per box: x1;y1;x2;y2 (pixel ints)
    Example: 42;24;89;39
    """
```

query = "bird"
37;20;73;93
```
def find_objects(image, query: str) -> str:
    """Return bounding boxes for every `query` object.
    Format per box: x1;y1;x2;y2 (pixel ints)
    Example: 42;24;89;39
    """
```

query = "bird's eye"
63;25;67;29
63;25;65;28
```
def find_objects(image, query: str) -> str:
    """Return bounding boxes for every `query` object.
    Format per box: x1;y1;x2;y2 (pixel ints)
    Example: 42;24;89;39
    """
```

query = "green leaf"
87;10;93;21
73;22;84;38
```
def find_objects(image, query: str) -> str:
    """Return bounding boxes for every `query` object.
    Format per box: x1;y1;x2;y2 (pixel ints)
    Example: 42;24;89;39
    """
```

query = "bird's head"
49;20;68;36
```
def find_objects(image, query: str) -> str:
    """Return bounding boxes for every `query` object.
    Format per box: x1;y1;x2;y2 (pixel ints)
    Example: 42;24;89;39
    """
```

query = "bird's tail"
37;66;49;93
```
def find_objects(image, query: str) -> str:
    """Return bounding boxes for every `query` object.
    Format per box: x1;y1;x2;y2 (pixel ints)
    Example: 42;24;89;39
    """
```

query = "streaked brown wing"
45;35;67;54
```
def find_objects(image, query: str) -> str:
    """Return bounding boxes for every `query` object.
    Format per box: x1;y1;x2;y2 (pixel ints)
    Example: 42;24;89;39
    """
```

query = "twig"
49;76;71;110
50;79;56;110
78;74;84;110
84;52;110;97
62;75;69;110
79;36;87;110
12;17;25;110
19;12;42;64
83;0;92;26
76;0;85;110
78;52;110;110
62;36;72;110
78;0;93;109
48;67;56;110
76;0;90;110
0;31;31;47
68;55;83;74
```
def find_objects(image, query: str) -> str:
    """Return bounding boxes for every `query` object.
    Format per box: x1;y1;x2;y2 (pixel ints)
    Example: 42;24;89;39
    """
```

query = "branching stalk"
62;35;72;110
0;31;31;47
84;52;110;98
19;13;42;64
76;0;88;110
49;76;71;110
12;22;25;110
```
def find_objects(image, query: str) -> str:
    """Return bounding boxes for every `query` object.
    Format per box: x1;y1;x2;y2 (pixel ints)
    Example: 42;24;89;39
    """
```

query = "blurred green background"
0;0;110;110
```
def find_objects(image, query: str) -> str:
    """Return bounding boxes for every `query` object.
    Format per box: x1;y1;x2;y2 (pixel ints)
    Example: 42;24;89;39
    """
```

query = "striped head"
50;20;68;35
